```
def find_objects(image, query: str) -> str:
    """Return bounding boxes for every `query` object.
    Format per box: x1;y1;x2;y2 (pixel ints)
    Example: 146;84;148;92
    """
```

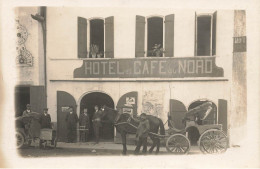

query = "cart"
39;128;57;148
15;113;57;149
164;102;228;154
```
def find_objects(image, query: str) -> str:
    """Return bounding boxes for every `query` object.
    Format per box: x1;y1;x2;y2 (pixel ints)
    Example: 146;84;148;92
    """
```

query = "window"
195;12;217;56
77;16;114;58
135;14;174;58
90;19;104;58
147;17;163;57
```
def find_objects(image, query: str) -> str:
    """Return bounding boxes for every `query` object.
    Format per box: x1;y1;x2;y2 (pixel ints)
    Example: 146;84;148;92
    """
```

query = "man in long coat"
40;108;52;129
65;107;78;143
92;105;102;144
79;108;90;142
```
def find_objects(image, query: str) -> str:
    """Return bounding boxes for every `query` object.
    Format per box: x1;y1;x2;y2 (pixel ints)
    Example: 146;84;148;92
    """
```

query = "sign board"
233;36;246;52
74;57;224;78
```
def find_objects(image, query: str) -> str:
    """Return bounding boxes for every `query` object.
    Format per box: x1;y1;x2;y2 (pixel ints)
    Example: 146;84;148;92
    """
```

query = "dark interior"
147;17;163;56
15;86;30;117
90;19;104;58
80;92;114;141
197;16;211;56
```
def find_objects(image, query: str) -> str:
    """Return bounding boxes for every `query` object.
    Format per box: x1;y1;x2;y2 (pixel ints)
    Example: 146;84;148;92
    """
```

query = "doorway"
15;86;30;117
80;92;114;141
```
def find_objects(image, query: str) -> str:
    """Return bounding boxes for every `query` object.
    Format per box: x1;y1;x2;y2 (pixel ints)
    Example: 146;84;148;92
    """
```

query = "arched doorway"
80;92;114;141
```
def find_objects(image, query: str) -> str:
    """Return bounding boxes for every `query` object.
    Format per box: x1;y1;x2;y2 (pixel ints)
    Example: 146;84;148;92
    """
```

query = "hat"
43;108;48;111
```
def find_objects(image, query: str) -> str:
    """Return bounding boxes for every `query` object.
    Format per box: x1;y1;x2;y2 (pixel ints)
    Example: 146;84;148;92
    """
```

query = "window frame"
195;12;216;56
87;17;105;58
145;15;165;57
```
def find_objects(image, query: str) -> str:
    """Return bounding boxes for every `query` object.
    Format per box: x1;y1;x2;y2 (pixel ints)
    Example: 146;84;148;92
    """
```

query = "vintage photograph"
1;0;260;167
14;7;246;157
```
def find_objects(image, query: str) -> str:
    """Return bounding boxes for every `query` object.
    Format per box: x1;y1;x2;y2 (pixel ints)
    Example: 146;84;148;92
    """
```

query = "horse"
100;105;165;155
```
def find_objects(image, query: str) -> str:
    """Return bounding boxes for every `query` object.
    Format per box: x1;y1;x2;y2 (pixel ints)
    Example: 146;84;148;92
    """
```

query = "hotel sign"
233;36;246;52
74;57;224;78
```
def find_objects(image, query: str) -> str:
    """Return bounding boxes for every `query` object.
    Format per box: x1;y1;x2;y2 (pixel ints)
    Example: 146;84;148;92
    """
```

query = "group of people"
21;104;151;155
66;105;103;144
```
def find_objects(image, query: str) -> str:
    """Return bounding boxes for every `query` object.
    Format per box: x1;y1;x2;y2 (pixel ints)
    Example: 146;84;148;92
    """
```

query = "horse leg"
155;138;160;154
149;137;156;154
121;132;127;155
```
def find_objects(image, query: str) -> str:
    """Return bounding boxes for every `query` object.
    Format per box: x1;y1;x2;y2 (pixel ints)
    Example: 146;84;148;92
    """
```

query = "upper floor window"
195;12;217;56
77;16;114;58
147;17;163;57
135;14;174;58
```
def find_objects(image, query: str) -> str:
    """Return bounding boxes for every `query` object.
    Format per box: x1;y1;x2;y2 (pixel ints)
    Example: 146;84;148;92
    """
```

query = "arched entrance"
80;92;114;141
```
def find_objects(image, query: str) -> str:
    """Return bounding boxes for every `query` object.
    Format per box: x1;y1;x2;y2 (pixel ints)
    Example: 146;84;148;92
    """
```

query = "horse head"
100;105;119;124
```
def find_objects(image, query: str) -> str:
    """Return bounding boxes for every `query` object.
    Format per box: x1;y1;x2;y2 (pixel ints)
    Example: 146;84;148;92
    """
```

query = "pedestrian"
92;105;102;144
79;108;90;142
22;104;32;116
40;108;52;129
134;113;150;155
65;107;78;143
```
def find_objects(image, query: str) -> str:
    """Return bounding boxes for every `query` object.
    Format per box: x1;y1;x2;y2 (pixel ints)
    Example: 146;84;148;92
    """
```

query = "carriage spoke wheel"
166;134;190;155
198;129;228;154
16;131;24;148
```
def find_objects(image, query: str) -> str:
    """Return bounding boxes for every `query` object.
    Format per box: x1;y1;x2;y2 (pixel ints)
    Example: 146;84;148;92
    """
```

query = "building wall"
46;7;239;144
15;7;45;86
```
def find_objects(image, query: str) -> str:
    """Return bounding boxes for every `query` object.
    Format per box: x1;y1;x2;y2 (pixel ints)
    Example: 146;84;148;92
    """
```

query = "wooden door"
57;91;77;142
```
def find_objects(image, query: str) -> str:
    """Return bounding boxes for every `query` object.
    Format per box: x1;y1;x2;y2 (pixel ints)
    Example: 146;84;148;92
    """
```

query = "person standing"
22;104;32;116
79;108;90;142
65;107;78;143
40;108;52;129
92;105;102;144
134;113;150;155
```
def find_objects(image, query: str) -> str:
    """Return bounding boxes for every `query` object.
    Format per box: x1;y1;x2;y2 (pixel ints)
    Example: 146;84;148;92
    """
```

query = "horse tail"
158;118;165;135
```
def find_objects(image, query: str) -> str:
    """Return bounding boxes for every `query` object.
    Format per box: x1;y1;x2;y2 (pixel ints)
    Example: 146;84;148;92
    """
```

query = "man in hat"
92;105;102;144
79;108;90;142
40;108;52;129
134;113;150;155
65;107;79;143
22;104;32;116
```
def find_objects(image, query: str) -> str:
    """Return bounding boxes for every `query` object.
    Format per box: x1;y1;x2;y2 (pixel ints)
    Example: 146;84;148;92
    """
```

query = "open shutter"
165;14;174;57
169;99;187;130
135;15;145;57
212;11;217;56
194;12;197;56
78;17;87;58
105;16;114;58
57;91;77;142
30;86;46;113
218;99;228;134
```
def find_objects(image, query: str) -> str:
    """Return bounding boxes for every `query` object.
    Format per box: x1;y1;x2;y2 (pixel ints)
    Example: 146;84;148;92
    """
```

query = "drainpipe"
31;7;47;107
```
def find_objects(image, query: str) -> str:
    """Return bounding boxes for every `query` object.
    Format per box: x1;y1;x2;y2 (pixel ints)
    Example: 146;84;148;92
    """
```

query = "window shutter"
165;14;175;57
212;11;217;56
135;15;145;57
78;17;87;58
105;16;114;58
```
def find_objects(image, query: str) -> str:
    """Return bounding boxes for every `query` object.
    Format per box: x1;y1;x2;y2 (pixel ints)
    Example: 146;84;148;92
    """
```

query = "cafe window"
77;16;114;58
135;14;174;58
195;12;217;56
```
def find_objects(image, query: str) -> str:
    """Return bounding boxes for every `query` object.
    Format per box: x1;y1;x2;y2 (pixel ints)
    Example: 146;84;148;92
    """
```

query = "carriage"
15;113;57;149
159;101;228;154
102;101;228;155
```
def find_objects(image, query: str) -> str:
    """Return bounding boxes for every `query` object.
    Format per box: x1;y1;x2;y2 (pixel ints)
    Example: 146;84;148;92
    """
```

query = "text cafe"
74;57;223;78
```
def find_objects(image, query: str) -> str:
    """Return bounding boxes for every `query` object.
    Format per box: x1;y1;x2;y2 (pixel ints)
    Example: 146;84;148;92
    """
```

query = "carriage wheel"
166;134;190;154
16;131;24;148
198;129;228;154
